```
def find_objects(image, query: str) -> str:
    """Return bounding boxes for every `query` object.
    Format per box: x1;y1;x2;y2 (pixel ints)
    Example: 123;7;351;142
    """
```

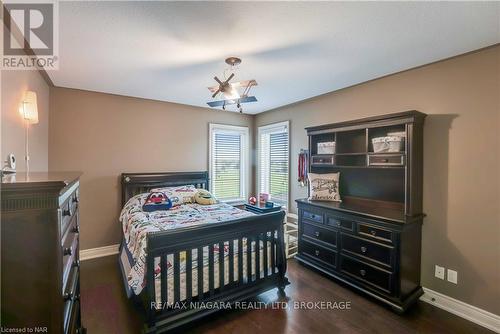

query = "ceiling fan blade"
212;88;221;98
224;73;235;83
214;76;223;85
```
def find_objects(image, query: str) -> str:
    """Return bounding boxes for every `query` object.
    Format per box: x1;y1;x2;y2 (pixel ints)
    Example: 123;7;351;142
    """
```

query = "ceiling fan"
207;57;258;113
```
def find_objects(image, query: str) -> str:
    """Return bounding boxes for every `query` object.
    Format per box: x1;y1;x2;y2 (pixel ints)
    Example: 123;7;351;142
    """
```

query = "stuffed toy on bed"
194;189;217;205
142;191;173;212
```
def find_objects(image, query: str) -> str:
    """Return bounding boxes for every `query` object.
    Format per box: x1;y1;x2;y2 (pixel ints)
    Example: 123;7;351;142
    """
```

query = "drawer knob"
360;246;367;253
63;247;72;256
336;221;341;227
315;250;320;256
360;269;366;277
314;231;320;237
370;230;377;236
63;292;73;301
382;159;389;163
63;207;72;217
311;214;315;219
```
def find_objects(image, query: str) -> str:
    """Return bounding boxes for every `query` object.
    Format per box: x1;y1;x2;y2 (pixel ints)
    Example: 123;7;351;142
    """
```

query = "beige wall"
48;88;254;249
255;46;500;314
1;69;49;172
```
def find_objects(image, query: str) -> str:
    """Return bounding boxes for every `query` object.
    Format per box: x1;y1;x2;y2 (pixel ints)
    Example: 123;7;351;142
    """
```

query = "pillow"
308;172;341;202
142;191;173;212
194;189;217;205
150;185;197;206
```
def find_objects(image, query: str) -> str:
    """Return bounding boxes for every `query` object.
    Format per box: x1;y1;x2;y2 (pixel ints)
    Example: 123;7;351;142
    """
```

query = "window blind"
258;122;289;207
209;124;248;202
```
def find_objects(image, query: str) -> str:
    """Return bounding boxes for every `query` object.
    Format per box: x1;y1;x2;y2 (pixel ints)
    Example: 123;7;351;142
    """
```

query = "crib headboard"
121;171;209;206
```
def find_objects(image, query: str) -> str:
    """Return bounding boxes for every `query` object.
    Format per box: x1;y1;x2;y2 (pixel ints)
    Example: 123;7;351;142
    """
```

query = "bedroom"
1;1;499;333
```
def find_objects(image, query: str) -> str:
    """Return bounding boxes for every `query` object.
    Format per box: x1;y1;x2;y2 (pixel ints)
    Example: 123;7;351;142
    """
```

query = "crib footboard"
141;210;288;333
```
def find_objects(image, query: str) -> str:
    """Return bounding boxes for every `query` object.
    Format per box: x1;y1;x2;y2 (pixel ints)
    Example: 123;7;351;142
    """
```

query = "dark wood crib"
120;172;289;333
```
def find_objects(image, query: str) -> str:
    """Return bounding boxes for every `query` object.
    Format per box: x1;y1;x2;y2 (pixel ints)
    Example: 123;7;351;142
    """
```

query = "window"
258;121;290;208
209;124;249;202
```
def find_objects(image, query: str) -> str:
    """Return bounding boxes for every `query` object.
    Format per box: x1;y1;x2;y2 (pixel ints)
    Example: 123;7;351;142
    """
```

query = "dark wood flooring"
80;256;493;334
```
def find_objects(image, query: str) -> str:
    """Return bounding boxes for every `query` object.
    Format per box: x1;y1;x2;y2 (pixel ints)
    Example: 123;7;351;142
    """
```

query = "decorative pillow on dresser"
308;172;341;202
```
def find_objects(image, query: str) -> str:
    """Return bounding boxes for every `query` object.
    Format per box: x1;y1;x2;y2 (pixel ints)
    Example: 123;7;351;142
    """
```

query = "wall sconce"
19;91;38;173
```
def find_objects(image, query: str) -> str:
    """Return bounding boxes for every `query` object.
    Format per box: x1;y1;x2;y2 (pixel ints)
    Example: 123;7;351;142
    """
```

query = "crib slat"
255;234;261;280
173;252;180;303
161;255;168;304
263;232;269;277
147;256;155;313
238;238;243;285
197;246;204;300
186;249;192;302
229;239;234;286
247;237;252;282
218;241;224;291
271;231;276;274
209;244;215;297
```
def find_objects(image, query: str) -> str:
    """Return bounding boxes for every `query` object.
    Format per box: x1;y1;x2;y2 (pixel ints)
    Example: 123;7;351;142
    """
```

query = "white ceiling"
48;1;500;114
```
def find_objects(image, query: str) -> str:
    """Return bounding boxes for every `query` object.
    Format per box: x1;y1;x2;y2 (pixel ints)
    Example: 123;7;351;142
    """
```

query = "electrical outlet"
435;265;445;280
447;269;458;284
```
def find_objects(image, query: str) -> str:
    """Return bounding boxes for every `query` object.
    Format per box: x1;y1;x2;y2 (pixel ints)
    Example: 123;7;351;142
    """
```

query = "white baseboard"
420;287;500;333
80;244;120;261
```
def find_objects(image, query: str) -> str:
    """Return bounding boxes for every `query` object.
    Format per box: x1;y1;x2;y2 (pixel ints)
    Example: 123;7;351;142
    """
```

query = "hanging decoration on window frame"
298;149;309;187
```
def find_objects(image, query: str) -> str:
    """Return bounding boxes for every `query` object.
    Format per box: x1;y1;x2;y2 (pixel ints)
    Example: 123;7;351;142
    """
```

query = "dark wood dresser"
296;111;425;312
1;172;85;333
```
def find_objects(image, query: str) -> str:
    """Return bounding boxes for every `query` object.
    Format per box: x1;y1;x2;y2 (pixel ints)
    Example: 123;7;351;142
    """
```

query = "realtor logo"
2;1;59;69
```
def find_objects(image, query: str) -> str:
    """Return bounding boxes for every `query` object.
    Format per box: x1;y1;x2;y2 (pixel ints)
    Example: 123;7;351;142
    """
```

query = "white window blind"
209;124;248;202
258;121;289;207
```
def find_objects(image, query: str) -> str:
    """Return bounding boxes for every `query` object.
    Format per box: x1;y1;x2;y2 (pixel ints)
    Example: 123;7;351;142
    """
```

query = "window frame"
209;123;249;203
257;120;290;209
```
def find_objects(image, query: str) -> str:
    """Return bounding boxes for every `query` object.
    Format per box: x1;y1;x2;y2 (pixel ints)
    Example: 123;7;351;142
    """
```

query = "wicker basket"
372;136;404;153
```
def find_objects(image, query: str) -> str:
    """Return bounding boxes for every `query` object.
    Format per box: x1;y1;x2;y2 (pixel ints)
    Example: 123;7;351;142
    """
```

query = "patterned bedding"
120;192;255;295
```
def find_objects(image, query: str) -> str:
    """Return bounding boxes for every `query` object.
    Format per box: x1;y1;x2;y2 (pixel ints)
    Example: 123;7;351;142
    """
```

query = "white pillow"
308;172;341;202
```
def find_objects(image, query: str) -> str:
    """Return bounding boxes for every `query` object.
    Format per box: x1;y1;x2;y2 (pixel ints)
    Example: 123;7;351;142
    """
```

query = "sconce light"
19;91;39;124
19;91;39;173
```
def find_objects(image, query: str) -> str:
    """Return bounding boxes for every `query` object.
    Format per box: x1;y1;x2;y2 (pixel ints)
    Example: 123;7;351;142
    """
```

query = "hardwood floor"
80;255;493;334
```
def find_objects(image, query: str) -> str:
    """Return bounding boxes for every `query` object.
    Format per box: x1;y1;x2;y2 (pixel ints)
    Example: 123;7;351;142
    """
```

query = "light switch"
447;269;458;284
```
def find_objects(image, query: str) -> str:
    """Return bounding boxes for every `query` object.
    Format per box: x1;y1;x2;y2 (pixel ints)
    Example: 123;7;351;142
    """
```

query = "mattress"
119;192;256;295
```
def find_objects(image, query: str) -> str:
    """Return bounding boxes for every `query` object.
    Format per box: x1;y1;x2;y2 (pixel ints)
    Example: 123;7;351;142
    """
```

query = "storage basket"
372;136;404;153
317;142;335;154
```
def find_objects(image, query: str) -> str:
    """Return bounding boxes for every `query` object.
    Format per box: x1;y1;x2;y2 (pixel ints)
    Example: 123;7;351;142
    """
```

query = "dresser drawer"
302;222;337;247
358;223;394;244
62;213;79;246
340;255;393;294
341;233;393;268
326;215;354;231
302;210;323;224
62;227;79;285
61;195;79;236
368;154;405;166
63;262;79;301
300;240;336;268
64;297;80;334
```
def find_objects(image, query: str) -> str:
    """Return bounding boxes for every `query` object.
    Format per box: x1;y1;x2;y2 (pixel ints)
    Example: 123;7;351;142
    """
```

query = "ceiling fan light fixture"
222;83;241;100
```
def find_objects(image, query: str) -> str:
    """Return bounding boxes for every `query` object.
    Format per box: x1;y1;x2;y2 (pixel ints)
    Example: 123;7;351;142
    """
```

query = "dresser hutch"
296;111;426;312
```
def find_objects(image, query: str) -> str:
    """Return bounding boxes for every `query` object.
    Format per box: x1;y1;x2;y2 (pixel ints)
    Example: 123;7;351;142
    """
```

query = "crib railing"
143;211;287;333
